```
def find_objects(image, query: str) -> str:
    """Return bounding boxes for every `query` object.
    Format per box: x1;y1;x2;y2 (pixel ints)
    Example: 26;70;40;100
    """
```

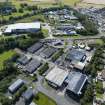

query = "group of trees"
0;33;43;53
74;11;98;35
80;84;94;105
12;85;27;104
38;63;49;75
0;59;20;105
84;46;105;77
51;49;64;62
0;2;39;25
95;80;104;95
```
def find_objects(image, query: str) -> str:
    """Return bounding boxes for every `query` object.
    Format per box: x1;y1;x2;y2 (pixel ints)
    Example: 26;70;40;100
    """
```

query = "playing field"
0;50;16;70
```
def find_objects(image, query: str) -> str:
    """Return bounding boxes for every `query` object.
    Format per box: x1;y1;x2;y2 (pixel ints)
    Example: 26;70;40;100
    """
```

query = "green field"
62;0;80;6
34;92;57;105
0;50;16;70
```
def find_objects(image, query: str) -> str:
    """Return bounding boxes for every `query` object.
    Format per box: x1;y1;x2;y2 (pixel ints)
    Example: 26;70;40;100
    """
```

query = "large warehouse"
45;66;69;88
66;71;87;95
3;22;41;34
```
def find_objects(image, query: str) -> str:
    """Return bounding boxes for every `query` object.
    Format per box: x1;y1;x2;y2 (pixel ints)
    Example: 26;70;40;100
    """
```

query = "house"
8;79;24;94
45;66;69;88
66;71;87;95
25;59;42;74
3;22;41;34
27;42;43;53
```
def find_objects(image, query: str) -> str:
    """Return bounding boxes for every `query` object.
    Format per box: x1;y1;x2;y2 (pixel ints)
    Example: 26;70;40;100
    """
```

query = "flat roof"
45;66;69;87
66;71;87;95
4;22;40;33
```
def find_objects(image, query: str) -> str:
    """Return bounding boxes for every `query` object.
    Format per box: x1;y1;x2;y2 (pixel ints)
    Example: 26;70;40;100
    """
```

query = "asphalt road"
36;74;79;105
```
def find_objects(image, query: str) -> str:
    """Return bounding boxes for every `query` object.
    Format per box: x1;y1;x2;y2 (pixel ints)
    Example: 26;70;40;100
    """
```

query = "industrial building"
23;88;34;102
3;22;41;34
45;66;69;88
40;47;58;58
25;59;42;74
71;61;85;71
27;42;43;53
8;79;24;94
66;49;86;62
66;71;87;95
17;55;31;65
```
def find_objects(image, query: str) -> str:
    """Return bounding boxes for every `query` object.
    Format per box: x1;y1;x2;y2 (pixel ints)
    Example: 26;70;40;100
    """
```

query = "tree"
80;84;94;105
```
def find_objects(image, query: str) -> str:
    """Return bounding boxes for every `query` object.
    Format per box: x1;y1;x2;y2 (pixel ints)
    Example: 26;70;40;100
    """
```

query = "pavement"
35;73;80;105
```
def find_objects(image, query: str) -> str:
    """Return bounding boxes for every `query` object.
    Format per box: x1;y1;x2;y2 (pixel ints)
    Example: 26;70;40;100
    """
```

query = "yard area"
0;50;16;70
34;92;57;105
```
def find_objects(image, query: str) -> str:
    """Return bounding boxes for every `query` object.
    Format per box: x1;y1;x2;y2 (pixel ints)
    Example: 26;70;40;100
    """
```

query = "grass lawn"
54;34;81;39
95;39;104;45
0;50;16;70
34;92;57;105
96;92;103;99
42;28;49;38
62;0;81;6
16;14;46;23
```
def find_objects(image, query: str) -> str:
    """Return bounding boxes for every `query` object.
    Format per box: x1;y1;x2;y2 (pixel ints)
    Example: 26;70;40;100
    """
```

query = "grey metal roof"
23;88;33;100
66;71;87;95
66;49;86;62
25;59;41;74
41;47;58;58
17;55;30;65
8;79;24;93
27;42;43;53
